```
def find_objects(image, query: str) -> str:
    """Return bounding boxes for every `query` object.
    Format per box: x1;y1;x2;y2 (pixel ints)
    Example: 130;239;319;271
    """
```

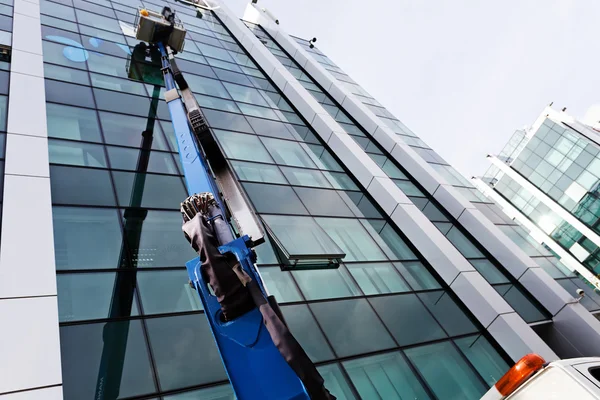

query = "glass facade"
247;23;549;324
484;115;600;313
509;118;600;273
37;1;515;398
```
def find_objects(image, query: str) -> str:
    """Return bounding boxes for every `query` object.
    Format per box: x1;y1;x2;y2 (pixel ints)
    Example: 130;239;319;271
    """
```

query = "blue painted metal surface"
159;43;309;399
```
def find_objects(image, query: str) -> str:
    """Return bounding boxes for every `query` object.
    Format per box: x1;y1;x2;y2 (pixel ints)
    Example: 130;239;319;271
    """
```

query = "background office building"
476;106;600;297
2;0;600;399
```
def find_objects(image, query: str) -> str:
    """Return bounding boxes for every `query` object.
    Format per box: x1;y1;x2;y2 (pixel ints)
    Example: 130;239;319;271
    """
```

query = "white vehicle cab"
482;354;600;399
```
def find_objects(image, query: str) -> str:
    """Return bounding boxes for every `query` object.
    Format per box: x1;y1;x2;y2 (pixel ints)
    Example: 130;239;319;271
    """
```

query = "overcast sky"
225;0;600;179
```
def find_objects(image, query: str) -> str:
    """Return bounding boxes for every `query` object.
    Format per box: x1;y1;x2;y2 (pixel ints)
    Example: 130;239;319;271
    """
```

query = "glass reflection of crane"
94;42;163;400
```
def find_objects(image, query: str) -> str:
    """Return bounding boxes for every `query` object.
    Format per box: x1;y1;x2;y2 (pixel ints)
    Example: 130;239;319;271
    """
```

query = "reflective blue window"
455;335;510;386
343;352;431;400
310;299;395;357
281;304;335;362
57;272;139;321
60;321;156;399
317;364;356;400
346;262;410;295
53;207;123;270
369;294;447;346
405;341;486;400
146;314;227;391
292;267;361;300
137;269;203;315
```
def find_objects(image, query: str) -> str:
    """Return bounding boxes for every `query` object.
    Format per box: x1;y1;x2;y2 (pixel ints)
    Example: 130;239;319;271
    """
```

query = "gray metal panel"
7;73;47;137
14;0;39;19
366;176;412;215
553;304;600;356
0;176;56;298
390;204;476;284
5;134;49;177
457;207;533;278
389;142;442;194
0;297;62;394
11;13;42;55
0;386;63;400
450;271;514;327
519;267;575;315
9;49;43;78
432;183;476;220
488;312;559;362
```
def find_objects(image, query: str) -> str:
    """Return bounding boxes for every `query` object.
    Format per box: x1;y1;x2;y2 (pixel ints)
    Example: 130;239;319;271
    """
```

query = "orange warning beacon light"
483;353;546;399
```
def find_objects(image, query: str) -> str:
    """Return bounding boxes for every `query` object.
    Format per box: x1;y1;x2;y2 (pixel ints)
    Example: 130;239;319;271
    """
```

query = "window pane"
42;41;87;70
281;166;332;188
223;81;269;106
262;215;345;258
57;272;139;322
315;218;387;262
405;341;486;400
0;95;6;132
243;182;308;215
107;147;179;175
164;384;234;400
455;335;510;386
231;160;286;183
188;76;231;98
53;207;124;270
204;109;254;133
259;267;303;302
281;304;335;363
317;364;356;400
94;88;152;116
137;269;203;314
246;117;295;140
75;9;121;31
310;299;396;357
99;111;169;150
294;187;355;217
418;291;478;336
372;222;416;260
50;166;116;206
344;192;383;219
346;262;410;295
494;284;548;323
112;171;186;209
60;321;156;399
215;130;272;162
370;294;447;346
343;353;431;400
45;79;95;107
261;137;317;168
49;139;107;168
292;267;361;300
146;314;227;390
121;210;197;268
90;73;147;96
44;64;90;85
394;261;441;290
469;259;509;284
445;226;484;258
305;144;343;171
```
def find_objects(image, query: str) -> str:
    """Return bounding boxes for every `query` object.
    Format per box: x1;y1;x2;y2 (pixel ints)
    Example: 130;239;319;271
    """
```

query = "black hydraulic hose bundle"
181;194;335;400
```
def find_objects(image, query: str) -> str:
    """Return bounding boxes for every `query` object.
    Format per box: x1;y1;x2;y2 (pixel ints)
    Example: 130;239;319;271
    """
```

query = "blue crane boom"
129;6;333;400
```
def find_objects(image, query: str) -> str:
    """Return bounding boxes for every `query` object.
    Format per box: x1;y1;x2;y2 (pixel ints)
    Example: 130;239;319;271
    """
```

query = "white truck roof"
482;357;600;400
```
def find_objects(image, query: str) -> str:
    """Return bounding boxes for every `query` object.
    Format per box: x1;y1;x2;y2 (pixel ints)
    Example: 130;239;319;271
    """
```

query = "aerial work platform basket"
135;8;186;53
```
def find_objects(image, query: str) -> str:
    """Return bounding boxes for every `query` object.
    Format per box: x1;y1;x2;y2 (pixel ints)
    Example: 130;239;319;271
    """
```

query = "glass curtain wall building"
2;1;600;399
476;105;600;308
